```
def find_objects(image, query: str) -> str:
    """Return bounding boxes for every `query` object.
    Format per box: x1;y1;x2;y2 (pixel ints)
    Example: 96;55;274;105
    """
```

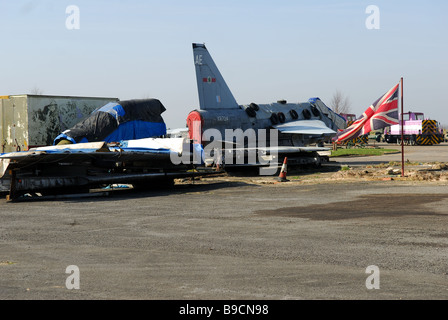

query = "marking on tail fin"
202;77;216;83
195;54;203;65
193;43;238;110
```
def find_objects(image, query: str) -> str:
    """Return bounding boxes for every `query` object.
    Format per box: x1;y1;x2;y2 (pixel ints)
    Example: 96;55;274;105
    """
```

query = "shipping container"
0;95;118;153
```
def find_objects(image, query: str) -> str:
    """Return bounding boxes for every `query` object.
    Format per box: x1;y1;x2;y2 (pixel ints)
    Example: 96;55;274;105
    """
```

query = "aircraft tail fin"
193;43;238;110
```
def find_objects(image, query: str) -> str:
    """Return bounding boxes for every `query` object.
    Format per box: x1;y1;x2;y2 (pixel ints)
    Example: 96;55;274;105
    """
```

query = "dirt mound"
331;162;448;182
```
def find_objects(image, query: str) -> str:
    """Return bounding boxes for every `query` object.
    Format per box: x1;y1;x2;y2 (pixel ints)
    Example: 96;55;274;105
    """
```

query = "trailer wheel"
312;152;322;168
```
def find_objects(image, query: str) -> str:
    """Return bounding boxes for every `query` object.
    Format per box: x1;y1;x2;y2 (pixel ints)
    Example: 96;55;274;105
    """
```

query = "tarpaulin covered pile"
53;99;167;145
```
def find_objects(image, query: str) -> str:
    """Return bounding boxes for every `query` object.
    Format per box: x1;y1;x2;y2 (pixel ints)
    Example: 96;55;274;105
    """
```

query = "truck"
1;94;119;153
383;111;444;145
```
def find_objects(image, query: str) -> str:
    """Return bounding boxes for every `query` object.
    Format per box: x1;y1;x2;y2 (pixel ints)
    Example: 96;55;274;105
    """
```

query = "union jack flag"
336;83;400;142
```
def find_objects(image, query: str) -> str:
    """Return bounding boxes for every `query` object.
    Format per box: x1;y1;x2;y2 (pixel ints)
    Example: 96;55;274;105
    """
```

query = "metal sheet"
0;97;22;153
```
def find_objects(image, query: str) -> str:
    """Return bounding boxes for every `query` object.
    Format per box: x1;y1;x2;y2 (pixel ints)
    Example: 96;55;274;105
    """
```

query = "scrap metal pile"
0;137;207;201
0;98;215;201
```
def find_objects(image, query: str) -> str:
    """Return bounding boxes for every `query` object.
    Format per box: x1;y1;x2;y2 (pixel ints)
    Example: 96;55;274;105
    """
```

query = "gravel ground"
1;143;448;300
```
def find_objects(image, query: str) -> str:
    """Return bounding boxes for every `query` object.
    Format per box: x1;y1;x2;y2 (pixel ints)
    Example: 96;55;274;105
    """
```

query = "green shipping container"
0;95;118;153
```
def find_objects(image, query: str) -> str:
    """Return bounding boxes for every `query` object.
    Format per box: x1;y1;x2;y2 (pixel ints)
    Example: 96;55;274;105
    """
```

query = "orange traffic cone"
277;157;289;182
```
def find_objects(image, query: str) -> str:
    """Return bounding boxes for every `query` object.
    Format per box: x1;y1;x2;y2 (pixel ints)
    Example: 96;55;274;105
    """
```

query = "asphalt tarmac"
1;142;448;300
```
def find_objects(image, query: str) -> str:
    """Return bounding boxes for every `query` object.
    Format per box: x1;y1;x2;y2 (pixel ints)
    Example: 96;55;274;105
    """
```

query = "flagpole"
401;77;404;177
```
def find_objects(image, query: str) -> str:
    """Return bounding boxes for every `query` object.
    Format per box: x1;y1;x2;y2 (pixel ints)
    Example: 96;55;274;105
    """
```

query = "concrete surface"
332;142;448;166
1;142;448;300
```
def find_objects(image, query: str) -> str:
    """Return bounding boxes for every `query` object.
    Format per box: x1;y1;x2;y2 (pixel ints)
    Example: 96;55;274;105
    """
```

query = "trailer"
0;138;219;201
383;112;443;145
0;95;119;153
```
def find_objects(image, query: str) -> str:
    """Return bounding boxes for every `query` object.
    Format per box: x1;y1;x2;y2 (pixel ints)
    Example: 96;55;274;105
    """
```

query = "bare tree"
330;90;351;114
30;86;44;95
141;93;153;99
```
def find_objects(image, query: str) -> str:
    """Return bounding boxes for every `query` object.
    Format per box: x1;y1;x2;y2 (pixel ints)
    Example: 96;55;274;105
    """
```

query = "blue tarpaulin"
54;99;167;145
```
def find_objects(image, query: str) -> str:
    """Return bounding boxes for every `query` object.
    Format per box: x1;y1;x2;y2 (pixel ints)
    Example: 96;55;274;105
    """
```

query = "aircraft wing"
261;146;330;153
244;146;330;154
273;120;337;135
0;139;186;179
222;145;331;170
0;138;220;197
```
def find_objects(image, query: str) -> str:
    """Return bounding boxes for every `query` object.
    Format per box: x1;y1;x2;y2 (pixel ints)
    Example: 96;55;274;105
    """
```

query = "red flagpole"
401;77;404;177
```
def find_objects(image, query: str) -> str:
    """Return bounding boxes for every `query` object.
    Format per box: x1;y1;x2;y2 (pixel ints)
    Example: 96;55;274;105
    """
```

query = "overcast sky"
1;0;447;128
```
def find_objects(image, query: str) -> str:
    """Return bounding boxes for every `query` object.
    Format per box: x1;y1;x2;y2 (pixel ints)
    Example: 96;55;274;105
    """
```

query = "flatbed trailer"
0;139;220;201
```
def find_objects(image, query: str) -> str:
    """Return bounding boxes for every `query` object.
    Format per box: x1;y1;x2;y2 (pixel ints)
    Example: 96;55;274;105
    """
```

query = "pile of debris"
331;162;448;182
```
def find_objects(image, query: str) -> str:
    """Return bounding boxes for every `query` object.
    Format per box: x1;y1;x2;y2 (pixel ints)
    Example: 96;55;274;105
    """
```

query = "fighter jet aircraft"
187;43;345;169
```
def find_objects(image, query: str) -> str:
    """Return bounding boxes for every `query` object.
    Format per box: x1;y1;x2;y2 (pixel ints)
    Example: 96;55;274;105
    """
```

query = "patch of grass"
330;148;399;157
